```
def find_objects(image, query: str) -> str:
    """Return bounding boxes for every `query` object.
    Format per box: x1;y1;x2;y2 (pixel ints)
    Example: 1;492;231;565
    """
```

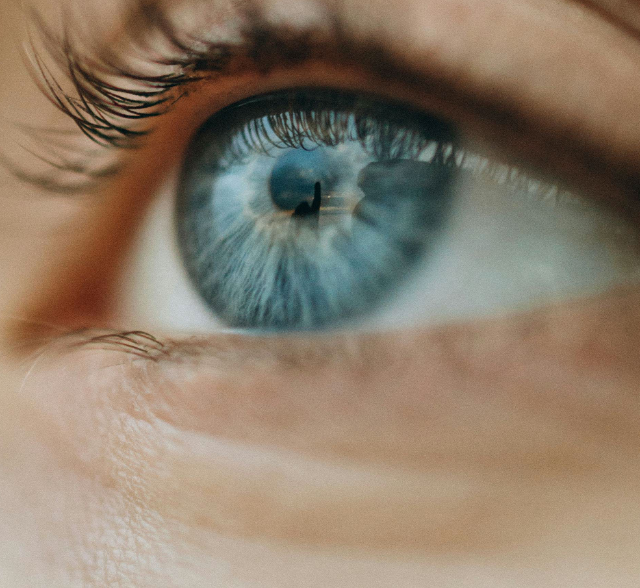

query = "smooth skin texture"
1;0;640;585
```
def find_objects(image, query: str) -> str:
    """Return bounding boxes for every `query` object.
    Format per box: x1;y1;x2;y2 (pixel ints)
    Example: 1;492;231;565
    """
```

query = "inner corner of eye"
125;87;640;335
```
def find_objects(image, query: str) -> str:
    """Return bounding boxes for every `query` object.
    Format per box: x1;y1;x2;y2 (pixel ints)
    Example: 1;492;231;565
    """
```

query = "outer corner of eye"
114;87;640;337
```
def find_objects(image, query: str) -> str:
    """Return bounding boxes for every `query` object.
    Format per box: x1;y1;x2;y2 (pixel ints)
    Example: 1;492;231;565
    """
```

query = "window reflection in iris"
176;90;457;330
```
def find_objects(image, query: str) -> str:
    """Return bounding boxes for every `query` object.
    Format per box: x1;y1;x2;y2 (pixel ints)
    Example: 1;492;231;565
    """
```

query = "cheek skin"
4;285;640;585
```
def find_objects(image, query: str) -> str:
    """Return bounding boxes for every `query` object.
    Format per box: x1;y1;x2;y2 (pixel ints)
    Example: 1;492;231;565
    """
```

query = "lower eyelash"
69;330;168;362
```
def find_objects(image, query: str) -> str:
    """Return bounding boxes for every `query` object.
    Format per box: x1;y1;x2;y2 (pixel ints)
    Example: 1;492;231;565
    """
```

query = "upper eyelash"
210;90;569;203
13;0;380;194
27;2;227;149
4;1;255;192
2;0;546;195
8;0;637;200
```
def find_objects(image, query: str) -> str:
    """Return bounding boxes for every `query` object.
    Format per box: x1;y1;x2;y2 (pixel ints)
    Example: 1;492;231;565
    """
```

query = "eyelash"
237;98;572;203
211;92;455;163
8;0;639;207
16;0;373;193
29;4;231;149
9;5;220;193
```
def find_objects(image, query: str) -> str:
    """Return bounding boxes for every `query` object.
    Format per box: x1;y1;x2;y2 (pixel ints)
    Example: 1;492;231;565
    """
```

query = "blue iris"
270;148;340;212
176;90;457;330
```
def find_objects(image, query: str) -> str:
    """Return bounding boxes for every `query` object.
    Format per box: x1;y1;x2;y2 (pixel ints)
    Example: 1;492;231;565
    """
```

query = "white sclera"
365;171;640;329
115;153;640;333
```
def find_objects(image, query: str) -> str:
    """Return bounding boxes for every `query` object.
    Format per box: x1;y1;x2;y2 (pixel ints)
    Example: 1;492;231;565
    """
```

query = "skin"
1;0;640;585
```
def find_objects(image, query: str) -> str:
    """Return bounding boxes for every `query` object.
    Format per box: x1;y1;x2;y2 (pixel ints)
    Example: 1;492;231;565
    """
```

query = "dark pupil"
270;149;336;215
176;90;457;331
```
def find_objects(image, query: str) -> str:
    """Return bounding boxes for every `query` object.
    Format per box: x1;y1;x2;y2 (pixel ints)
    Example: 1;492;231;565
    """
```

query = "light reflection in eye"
115;89;640;334
176;90;458;331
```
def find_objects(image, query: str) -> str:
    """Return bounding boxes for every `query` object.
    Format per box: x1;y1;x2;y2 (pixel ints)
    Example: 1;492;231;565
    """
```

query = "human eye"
114;84;640;334
12;0;640;339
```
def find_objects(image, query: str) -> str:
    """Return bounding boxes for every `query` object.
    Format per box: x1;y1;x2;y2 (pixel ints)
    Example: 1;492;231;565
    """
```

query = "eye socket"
115;88;640;335
176;89;458;331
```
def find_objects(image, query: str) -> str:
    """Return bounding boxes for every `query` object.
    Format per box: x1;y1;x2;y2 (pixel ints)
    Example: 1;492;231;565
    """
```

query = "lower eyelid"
16;284;640;554
26;282;640;454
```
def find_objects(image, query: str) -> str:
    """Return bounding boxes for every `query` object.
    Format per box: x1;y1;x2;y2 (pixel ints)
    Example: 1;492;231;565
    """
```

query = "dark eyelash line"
205;90;571;204
0;4;214;193
9;1;344;193
8;0;640;200
28;4;202;148
8;2;226;193
73;330;168;362
13;0;456;195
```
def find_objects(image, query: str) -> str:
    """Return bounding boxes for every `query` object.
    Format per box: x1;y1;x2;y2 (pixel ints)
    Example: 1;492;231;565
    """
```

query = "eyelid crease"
570;0;640;43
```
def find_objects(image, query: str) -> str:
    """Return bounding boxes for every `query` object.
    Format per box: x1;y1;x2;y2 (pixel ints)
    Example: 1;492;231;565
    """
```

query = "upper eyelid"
25;0;470;148
14;1;429;194
10;0;640;200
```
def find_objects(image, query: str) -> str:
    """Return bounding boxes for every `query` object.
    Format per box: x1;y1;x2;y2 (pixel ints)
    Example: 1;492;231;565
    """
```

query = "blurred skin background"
2;0;640;585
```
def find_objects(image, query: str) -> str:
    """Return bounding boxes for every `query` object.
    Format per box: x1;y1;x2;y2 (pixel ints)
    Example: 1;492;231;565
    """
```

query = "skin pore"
2;0;640;585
